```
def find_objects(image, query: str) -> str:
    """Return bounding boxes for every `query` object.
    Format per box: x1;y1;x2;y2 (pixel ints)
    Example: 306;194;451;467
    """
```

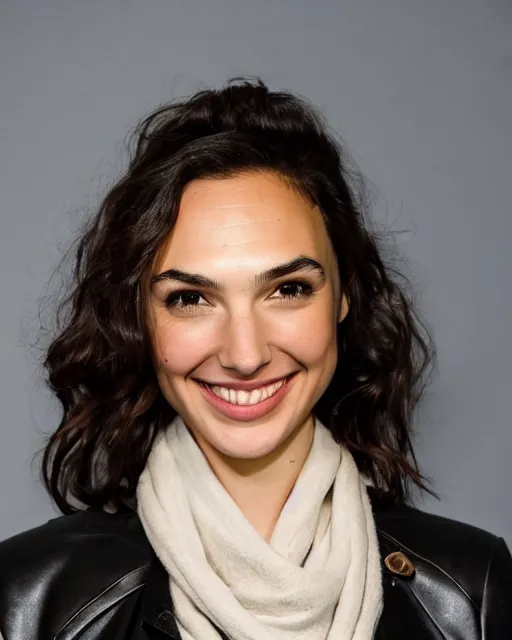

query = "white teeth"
248;389;262;405
216;386;230;402
210;379;285;405
237;390;250;404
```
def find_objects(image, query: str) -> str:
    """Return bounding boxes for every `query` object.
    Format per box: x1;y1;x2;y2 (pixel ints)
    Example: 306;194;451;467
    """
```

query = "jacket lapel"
370;490;439;640
135;556;182;639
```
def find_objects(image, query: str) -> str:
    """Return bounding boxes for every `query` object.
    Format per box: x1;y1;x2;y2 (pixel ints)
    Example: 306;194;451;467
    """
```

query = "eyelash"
164;280;314;311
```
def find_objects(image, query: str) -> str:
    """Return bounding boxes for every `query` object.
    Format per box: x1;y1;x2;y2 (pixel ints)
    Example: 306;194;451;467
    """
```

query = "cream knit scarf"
137;416;383;640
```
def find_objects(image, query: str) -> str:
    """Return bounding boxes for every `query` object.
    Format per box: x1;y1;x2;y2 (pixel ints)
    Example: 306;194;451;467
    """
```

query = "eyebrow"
151;256;325;290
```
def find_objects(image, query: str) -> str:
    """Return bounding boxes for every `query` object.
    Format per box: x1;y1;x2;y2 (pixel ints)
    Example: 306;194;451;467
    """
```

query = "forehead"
159;172;331;269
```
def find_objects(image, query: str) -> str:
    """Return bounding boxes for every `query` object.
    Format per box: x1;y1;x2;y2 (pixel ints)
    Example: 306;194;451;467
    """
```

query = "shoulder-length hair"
42;78;437;514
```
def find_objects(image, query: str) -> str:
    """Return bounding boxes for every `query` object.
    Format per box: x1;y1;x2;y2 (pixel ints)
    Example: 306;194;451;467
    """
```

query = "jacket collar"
136;488;407;639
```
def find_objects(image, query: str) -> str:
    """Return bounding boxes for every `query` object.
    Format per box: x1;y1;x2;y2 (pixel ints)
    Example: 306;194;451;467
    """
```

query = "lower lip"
197;376;294;422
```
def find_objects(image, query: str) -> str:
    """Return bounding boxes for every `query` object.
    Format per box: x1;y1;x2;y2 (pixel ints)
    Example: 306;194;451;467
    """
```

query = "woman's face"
147;171;348;462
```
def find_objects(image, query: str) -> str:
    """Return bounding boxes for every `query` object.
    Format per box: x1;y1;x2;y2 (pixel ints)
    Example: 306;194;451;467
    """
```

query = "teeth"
216;387;230;402
237;390;250;404
210;379;285;405
248;389;262;404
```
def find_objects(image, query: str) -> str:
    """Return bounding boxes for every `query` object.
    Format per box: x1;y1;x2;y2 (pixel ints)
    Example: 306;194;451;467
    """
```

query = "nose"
218;311;271;376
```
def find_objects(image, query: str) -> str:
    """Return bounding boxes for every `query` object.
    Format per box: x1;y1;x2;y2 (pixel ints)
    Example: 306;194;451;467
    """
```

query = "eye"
270;281;314;300
164;290;207;311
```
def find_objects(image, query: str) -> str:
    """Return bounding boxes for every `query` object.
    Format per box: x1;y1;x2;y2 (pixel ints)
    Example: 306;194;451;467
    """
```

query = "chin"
207;413;309;461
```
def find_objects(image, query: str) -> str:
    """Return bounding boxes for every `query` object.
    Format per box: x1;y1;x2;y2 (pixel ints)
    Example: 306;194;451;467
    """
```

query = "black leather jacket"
0;490;511;639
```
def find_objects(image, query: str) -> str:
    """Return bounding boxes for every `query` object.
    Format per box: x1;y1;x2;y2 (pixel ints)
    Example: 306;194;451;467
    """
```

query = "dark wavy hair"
42;78;437;514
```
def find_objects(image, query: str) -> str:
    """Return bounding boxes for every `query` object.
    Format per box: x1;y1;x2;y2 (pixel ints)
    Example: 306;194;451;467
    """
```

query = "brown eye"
165;291;204;309
272;281;314;300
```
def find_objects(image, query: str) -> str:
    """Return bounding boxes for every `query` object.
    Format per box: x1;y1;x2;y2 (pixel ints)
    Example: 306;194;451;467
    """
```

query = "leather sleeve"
481;536;512;638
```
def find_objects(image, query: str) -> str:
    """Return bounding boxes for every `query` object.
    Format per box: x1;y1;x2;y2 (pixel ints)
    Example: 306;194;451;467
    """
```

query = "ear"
337;293;350;323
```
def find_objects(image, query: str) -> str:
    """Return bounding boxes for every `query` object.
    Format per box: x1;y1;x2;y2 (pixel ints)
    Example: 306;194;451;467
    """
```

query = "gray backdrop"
1;0;511;546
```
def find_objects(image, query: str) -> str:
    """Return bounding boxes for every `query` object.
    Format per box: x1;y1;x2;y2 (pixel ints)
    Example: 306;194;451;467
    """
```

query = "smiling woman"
0;79;510;640
147;173;344;474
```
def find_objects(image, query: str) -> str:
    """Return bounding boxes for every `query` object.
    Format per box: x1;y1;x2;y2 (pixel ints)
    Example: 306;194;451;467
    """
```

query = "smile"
196;375;295;422
208;380;285;406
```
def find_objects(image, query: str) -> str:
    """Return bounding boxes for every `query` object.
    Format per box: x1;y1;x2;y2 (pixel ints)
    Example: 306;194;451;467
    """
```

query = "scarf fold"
137;417;383;640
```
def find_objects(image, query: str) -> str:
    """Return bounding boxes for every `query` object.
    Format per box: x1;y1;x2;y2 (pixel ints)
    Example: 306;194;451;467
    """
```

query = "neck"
196;417;315;542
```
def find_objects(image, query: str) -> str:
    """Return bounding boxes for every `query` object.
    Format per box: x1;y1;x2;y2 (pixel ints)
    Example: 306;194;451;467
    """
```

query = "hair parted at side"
42;77;437;514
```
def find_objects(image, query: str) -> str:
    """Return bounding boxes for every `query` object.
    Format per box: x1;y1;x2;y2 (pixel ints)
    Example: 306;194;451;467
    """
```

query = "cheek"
299;324;337;367
153;318;213;377
276;307;337;365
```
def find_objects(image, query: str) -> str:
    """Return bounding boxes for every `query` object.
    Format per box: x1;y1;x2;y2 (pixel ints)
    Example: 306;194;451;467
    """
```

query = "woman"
0;79;510;640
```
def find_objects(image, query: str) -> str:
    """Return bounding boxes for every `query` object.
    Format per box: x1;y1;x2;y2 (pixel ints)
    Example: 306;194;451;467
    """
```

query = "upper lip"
195;374;294;391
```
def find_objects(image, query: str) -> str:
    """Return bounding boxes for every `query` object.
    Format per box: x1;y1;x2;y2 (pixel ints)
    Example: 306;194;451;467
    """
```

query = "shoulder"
371;491;512;631
0;509;153;637
0;507;152;568
373;495;503;568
